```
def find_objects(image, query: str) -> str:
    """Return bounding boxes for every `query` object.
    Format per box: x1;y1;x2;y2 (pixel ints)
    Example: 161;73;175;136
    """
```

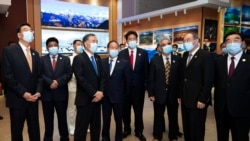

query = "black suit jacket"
101;57;132;103
180;49;214;108
214;53;250;117
148;53;181;104
72;51;105;106
2;44;42;109
40;54;72;101
118;48;149;94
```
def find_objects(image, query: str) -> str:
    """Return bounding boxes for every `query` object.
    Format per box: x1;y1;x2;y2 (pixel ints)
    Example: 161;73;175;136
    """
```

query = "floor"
0;93;237;141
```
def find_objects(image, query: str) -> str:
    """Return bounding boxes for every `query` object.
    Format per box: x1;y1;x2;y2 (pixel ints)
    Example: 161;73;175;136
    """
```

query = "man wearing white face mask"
119;31;149;141
101;40;132;141
148;37;182;141
72;33;105;141
214;32;250;141
179;32;214;141
40;37;73;141
2;23;42;141
67;39;83;135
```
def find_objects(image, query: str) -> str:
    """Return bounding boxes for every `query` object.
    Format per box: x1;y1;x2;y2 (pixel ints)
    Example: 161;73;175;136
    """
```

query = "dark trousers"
101;99;123;141
74;103;101;141
42;100;69;141
181;104;208;141
153;101;179;140
215;107;250;141
9;102;40;141
123;85;145;133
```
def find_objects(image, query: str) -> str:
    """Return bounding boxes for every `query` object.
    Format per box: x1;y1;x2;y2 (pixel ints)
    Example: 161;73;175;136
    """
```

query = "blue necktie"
91;56;98;75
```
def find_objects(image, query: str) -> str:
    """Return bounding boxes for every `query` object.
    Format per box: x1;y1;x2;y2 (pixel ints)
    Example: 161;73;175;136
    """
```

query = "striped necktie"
165;57;171;84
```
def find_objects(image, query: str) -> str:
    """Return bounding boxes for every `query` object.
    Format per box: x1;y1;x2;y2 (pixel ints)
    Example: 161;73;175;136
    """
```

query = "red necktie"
228;57;235;79
129;50;134;69
52;56;56;70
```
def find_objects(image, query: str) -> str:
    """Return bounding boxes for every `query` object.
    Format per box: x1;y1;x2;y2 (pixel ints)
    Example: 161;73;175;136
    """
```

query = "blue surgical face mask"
172;48;177;52
76;45;84;53
128;40;137;49
222;48;228;54
109;49;119;58
48;46;59;56
23;31;34;43
226;42;242;55
184;42;194;51
162;45;173;54
177;44;185;51
90;43;97;53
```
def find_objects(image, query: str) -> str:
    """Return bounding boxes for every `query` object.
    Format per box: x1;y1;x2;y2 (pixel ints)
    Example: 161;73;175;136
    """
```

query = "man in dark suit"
149;37;182;141
119;30;149;141
40;37;72;141
73;33;105;141
180;32;214;141
2;23;42;141
214;32;250;141
101;40;132;141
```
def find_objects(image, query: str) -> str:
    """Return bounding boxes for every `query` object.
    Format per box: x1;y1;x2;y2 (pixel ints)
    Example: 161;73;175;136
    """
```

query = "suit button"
165;88;168;91
184;78;187;82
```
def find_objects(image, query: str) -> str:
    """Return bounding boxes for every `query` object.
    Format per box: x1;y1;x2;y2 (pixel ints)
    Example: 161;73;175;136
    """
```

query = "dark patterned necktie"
228;57;235;79
165;57;171;84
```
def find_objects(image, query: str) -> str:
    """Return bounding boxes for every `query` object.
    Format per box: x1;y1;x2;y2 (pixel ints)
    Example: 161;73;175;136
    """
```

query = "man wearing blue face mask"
101;40;132;141
148;37;182;141
72;33;105;141
2;23;42;141
40;37;73;141
179;32;214;141
214;32;250;141
119;30;149;141
67;39;83;135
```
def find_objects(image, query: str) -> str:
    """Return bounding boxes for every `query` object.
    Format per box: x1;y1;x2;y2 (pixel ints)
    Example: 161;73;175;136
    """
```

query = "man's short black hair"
124;31;138;40
73;39;82;45
82;34;96;47
16;23;31;33
107;40;119;48
46;37;59;46
223;32;245;42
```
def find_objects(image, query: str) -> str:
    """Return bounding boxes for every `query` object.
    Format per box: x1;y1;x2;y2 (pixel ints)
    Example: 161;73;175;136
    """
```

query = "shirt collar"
128;47;137;53
19;42;30;51
84;50;94;58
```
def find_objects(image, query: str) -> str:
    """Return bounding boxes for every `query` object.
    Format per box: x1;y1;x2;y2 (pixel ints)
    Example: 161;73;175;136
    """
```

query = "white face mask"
226;42;242;55
128;40;137;49
22;31;34;43
184;42;194;51
109;49;119;58
89;43;97;53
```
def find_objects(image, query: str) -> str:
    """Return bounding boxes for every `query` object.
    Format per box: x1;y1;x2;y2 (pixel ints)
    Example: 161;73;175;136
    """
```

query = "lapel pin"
194;56;197;58
173;60;175;63
60;57;62;60
117;60;120;63
32;53;35;55
138;53;141;56
242;59;246;62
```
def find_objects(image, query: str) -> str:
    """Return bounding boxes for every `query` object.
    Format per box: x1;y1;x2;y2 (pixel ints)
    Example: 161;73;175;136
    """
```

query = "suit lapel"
111;58;121;77
54;55;63;73
134;49;142;69
231;53;247;79
45;55;54;73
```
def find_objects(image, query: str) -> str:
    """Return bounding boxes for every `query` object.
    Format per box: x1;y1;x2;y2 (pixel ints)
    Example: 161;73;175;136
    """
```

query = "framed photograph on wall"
41;29;109;55
173;25;198;43
139;31;153;45
224;7;241;25
153;28;172;44
41;0;109;30
241;5;250;25
224;26;240;37
204;19;218;42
